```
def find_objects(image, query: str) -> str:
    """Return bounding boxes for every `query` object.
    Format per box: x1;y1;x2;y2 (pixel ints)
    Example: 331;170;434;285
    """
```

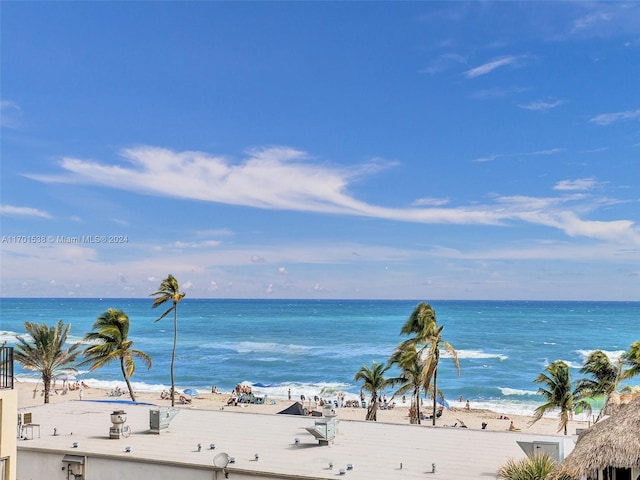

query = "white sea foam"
499;387;538;396
576;349;627;362
560;360;584;369
446;349;508;361
0;330;21;343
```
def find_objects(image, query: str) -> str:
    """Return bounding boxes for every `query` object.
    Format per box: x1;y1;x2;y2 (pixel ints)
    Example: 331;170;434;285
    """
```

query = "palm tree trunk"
367;393;378;421
43;375;51;404
170;302;178;407
413;387;420;424
121;357;136;402
433;366;438;425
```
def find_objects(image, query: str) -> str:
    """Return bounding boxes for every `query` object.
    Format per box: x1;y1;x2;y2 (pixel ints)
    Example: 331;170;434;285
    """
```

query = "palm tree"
13;320;81;404
80;309;152;401
622;341;640;381
388;347;425;424
422;323;460;426
150;274;185;407
574;350;622;421
397;302;460;425
354;361;390;421
532;360;575;435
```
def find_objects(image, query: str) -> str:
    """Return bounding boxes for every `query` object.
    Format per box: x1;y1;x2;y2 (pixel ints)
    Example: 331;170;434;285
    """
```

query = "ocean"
1;298;638;416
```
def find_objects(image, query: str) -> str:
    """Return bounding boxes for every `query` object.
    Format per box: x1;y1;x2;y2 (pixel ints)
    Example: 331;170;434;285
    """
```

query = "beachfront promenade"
16;400;576;480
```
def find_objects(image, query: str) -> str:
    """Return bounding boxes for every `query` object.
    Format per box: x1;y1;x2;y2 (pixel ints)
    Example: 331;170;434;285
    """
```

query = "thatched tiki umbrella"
550;395;640;480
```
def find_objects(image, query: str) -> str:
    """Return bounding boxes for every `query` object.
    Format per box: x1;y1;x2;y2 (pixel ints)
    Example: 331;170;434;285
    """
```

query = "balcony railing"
0;346;14;390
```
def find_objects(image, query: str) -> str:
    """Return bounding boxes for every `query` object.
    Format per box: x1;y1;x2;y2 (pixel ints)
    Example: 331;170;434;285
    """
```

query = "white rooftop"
17;400;575;479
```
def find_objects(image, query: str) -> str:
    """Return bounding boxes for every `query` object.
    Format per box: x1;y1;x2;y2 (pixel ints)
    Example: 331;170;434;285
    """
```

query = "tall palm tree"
622;341;640;381
532;360;575;435
423;323;459;425
354;361;390;421
574;350;622;421
80;309;152;401
398;302;460;425
150;274;185;407
13;320;81;404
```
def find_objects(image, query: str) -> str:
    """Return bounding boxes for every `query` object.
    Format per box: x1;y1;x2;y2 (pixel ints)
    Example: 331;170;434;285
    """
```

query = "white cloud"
464;55;524;78
554;178;598;191
24;145;638;244
174;240;221;248
413;197;451;207
590;109;640;126
420;53;467;76
572;11;613;33
472;148;564;163
518;99;563;111
0;100;23;129
0;204;52;218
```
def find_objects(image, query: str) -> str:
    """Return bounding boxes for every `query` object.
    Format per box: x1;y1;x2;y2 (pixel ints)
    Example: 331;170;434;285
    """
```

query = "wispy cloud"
420;53;467;76
0;204;52;218
518;99;563;111
0;100;23;129
25;145;639;244
412;197;451;207
472;147;565;163
590;109;640;126
572;11;613;33
553;178;598;191
464;55;524;78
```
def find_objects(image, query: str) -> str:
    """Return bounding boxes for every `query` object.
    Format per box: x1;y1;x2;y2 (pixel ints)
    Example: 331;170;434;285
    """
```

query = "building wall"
0;389;18;480
18;450;297;480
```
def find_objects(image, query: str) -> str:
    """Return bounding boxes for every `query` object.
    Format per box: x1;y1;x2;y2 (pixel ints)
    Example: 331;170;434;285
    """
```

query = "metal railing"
0;347;14;390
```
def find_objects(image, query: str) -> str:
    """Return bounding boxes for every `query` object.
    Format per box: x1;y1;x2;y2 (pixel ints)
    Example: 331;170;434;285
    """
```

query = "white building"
16;400;576;480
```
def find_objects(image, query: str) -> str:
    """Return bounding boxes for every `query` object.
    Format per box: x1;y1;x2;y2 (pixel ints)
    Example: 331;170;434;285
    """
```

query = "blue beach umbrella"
436;397;451;409
183;388;199;397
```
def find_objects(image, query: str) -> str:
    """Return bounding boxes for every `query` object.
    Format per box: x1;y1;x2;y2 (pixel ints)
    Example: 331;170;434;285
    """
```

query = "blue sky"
1;2;639;300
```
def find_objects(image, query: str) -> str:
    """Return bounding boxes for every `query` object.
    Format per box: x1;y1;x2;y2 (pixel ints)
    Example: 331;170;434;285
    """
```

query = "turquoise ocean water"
1;298;638;416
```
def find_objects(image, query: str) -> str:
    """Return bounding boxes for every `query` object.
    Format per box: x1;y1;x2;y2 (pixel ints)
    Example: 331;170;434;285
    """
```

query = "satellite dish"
213;452;230;468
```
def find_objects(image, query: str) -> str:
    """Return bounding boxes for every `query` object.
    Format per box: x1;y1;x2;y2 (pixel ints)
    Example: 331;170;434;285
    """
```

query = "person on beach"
465;400;470;411
509;421;520;431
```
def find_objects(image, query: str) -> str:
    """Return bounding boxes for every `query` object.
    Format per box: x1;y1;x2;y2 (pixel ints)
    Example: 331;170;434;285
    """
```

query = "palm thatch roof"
551;395;640;480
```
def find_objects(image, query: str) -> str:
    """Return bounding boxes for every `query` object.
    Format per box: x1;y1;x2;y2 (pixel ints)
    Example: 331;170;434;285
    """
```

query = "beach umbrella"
549;395;640;480
436;397;451;409
183;388;199;397
574;395;606;414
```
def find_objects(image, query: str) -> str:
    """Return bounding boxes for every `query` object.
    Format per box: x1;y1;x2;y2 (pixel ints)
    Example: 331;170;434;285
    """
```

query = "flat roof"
17;401;574;479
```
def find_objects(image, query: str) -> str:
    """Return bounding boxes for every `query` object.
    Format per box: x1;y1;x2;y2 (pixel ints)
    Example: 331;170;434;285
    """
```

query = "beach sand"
15;380;590;436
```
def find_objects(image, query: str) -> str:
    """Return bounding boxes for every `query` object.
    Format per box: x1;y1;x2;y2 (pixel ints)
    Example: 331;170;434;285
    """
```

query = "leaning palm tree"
150;274;186;407
354;361;390;421
398;302;459;425
532;360;575;435
622;340;640;381
13;320;81;404
574;350;622;422
80;309;152;401
422;323;460;426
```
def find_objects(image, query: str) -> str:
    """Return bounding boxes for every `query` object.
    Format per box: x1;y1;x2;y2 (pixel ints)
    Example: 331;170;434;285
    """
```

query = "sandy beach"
15;379;590;437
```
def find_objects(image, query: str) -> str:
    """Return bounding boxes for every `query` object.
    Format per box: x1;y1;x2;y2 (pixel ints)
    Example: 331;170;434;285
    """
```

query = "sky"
1;2;639;300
